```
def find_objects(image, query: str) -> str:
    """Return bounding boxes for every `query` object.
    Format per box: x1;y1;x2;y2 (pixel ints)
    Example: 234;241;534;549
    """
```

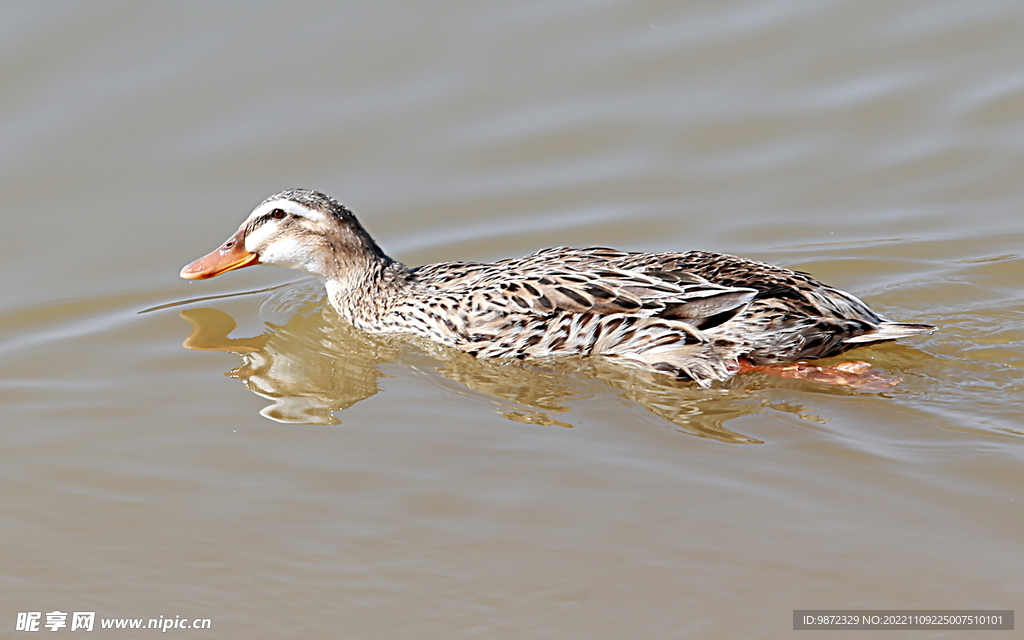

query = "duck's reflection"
182;305;396;426
180;291;838;444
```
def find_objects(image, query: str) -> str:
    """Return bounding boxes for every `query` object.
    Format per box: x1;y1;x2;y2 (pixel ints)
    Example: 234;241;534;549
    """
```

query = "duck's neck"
322;248;410;328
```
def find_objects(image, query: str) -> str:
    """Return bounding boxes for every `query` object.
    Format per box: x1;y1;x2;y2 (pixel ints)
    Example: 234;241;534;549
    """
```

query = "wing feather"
487;265;756;326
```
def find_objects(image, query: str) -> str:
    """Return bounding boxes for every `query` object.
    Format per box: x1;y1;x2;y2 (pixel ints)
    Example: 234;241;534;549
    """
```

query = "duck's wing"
613;249;887;320
472;265;757;327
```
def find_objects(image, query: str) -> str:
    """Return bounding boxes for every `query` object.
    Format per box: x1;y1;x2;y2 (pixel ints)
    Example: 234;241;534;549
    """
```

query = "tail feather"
844;322;936;344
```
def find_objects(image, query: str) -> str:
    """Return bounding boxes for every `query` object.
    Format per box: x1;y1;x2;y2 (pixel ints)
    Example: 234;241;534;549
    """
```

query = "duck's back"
388;246;933;381
604;248;933;362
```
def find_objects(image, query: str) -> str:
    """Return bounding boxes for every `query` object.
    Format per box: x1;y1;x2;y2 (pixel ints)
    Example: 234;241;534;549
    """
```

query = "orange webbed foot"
738;359;901;391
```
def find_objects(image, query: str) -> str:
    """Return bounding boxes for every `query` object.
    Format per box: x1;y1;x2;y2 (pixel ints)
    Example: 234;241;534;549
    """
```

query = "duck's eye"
271;209;287;219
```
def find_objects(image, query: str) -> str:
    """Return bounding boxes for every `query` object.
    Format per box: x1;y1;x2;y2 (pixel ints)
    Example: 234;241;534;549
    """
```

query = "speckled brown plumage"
181;189;936;387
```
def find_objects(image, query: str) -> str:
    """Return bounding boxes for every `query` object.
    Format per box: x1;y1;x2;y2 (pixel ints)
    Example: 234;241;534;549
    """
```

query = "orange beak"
180;228;261;280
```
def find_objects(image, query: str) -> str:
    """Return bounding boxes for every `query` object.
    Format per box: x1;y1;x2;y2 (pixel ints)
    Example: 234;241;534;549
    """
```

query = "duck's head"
180;189;386;282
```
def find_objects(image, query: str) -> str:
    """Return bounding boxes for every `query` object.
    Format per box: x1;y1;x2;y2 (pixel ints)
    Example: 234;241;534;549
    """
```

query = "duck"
181;189;935;388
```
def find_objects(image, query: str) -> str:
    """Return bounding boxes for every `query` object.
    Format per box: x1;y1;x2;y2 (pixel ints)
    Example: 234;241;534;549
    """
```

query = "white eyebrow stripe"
250;199;326;222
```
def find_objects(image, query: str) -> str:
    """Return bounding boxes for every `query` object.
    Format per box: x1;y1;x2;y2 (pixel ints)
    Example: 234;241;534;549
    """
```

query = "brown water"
2;1;1022;638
